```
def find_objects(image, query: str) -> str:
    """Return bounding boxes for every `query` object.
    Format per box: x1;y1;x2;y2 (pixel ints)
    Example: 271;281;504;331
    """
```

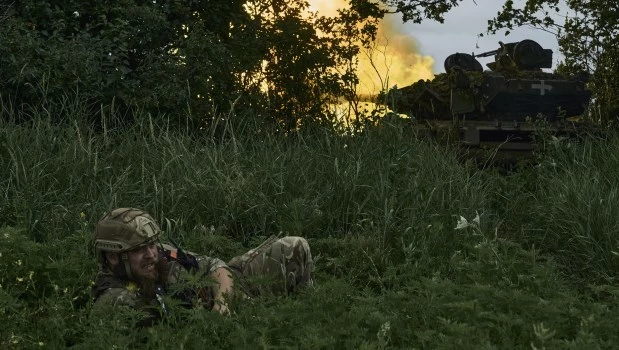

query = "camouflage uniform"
227;235;314;297
92;209;313;319
91;246;230;310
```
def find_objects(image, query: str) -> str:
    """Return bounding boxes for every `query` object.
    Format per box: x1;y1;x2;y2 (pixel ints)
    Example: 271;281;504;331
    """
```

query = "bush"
1;113;618;347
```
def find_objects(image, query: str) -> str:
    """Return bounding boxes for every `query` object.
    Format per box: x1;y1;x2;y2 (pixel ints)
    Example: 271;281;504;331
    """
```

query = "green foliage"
3;0;618;346
0;0;258;128
0;0;478;132
377;0;463;23
0;226;94;348
243;0;346;130
523;133;619;281
1;106;618;347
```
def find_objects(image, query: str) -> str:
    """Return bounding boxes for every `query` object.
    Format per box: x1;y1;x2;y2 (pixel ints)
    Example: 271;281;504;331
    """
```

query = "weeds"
0;104;618;348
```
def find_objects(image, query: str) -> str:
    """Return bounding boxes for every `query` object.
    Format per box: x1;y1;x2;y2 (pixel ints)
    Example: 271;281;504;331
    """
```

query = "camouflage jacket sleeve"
195;254;228;274
160;243;228;275
93;286;140;308
91;268;140;307
91;286;163;328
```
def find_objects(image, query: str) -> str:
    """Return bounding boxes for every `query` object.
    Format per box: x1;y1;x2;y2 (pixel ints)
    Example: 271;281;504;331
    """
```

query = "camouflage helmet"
94;208;162;257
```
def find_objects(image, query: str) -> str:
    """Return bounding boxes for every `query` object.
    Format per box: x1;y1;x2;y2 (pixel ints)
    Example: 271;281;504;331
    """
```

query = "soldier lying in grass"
91;208;313;324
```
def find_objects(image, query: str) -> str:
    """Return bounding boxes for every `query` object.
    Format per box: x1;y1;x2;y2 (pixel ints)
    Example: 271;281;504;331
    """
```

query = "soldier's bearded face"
127;242;159;281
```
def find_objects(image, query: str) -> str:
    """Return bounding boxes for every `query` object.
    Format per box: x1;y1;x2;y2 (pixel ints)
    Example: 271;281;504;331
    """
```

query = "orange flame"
308;0;435;96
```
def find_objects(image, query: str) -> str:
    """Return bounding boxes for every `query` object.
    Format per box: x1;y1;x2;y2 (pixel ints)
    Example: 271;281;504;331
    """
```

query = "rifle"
160;217;200;271
160;232;214;308
165;236;200;271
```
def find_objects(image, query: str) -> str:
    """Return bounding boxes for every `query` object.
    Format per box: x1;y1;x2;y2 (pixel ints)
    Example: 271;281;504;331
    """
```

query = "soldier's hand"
212;301;230;316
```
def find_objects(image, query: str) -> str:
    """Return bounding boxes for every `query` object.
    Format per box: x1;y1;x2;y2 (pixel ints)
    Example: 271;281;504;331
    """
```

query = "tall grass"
0;101;618;348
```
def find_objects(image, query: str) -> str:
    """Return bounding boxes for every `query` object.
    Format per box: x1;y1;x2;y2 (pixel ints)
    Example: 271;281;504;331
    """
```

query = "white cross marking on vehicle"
531;80;553;96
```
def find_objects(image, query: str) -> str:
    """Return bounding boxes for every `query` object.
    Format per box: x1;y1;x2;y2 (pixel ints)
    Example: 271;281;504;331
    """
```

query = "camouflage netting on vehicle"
396;73;451;100
397;70;563;102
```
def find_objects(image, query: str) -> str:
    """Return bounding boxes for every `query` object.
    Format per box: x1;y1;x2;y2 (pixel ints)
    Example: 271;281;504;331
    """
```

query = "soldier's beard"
110;257;171;299
134;257;171;299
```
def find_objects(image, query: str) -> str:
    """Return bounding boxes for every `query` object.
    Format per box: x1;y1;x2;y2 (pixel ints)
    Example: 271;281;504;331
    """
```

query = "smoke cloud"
308;0;435;96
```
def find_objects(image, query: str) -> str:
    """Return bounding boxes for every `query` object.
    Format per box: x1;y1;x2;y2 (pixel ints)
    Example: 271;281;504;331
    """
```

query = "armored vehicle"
387;39;591;154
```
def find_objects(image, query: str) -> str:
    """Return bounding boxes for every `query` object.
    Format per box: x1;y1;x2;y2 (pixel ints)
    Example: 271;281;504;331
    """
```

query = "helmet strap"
121;252;134;280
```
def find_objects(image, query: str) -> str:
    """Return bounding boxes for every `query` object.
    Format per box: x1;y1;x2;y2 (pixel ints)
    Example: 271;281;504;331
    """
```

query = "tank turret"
471;39;553;72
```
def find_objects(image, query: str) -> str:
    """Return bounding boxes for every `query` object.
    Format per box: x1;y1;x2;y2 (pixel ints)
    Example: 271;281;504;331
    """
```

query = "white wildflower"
454;211;481;230
454;216;470;230
472;211;481;227
377;321;391;345
550;135;567;147
455;212;481;230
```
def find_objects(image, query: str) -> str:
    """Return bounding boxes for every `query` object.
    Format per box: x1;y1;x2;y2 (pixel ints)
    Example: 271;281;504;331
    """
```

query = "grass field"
0;110;618;349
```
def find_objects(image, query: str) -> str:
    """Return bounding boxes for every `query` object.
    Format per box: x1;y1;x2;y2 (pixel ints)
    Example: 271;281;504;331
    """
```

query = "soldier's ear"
105;252;120;266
